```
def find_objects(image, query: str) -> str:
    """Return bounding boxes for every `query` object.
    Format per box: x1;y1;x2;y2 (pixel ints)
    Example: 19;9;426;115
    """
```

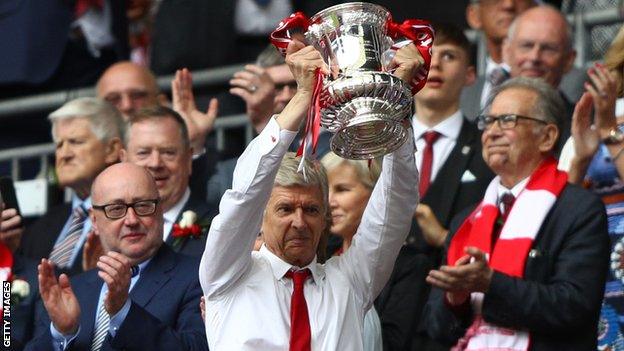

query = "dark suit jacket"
9;255;40;351
26;245;208;351
423;183;610;351
165;195;216;257
0;0;128;85
19;203;85;276
377;118;493;351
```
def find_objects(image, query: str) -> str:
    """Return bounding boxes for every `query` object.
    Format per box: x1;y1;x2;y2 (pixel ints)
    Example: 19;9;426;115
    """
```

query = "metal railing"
1;5;623;181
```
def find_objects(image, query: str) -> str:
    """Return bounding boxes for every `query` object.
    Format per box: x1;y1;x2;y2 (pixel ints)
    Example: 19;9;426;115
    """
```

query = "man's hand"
82;231;104;271
229;65;277;133
96;251;132;316
389;43;425;84
276;41;329;132
171;68;219;153
0;205;23;252
414;204;448;248
571;92;599;161
585;63;618;135
38;259;81;335
426;247;493;305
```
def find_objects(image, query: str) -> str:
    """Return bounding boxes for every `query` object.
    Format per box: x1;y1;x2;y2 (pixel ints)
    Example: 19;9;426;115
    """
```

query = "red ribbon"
270;12;311;56
387;19;434;94
172;224;202;238
296;69;325;158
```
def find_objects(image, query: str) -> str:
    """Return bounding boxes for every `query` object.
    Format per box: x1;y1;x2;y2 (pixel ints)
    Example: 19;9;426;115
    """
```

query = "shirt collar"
163;187;191;224
71;195;91;210
497;177;529;199
486;57;510;76
412;110;463;141
259;245;324;284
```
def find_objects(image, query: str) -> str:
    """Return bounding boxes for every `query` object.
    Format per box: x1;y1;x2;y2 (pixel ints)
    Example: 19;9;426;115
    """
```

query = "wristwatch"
602;127;624;145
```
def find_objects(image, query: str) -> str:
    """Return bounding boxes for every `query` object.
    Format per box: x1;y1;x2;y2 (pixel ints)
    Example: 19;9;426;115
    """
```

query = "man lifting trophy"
271;2;433;159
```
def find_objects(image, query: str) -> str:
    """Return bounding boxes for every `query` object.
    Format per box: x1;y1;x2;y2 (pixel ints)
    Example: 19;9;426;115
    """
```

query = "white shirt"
412;110;463;182
73;0;115;57
496;178;529;212
199;117;418;350
163;188;190;242
480;58;511;109
234;0;293;35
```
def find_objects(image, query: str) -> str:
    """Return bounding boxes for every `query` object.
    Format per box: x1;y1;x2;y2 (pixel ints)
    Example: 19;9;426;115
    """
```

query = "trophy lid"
309;2;391;29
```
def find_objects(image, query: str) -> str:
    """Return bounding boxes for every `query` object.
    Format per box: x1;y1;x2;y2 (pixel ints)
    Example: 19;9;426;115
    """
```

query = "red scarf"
448;157;567;351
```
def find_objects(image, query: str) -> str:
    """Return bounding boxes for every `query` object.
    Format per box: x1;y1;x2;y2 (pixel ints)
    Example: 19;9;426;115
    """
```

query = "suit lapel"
166;196;213;249
423;119;478;226
130;245;175;308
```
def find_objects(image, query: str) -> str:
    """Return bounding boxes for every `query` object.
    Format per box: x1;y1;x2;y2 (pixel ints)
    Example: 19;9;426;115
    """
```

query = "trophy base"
330;115;408;160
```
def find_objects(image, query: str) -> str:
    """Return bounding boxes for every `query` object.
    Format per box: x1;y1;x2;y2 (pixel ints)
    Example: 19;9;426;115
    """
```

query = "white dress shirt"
162;187;191;242
412;110;463;182
199;117;418;350
496;177;529;212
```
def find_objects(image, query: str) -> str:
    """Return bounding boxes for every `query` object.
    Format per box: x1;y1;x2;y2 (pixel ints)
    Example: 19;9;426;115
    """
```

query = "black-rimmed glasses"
477;114;548;131
92;199;159;220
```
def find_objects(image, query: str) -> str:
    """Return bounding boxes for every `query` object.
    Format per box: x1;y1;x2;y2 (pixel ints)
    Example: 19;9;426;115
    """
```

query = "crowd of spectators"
1;1;624;350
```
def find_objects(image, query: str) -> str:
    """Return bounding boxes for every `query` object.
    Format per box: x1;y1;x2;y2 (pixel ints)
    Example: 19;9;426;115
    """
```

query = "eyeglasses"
92;199;159;220
476;114;548;131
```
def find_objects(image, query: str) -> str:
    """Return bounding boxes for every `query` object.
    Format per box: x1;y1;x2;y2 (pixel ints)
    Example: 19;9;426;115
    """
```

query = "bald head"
504;5;575;87
92;162;158;204
96;62;162;119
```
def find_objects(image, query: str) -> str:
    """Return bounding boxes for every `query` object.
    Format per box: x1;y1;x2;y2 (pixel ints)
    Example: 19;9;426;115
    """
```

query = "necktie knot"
487;66;510;87
285;269;311;286
500;192;516;217
423;131;441;146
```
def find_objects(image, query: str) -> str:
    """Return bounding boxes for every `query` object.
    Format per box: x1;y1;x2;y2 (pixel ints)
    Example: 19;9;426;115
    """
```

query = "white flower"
12;279;30;299
179;210;198;228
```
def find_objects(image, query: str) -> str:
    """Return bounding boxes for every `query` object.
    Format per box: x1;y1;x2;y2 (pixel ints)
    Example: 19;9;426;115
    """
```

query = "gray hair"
49;97;125;142
507;4;573;53
256;45;286;68
320;152;381;190
486;76;566;149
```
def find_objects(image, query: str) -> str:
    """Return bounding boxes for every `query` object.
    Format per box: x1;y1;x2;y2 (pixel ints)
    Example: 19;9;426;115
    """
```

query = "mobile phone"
0;177;21;216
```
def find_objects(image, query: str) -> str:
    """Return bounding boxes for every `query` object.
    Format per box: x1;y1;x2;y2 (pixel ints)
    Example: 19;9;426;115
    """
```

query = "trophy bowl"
271;2;433;159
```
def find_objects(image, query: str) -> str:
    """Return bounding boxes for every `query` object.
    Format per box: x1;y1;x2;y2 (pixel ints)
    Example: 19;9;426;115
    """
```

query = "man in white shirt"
121;106;215;257
199;41;422;350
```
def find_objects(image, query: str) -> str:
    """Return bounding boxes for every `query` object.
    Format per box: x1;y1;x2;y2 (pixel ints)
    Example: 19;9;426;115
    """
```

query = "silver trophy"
271;2;433;159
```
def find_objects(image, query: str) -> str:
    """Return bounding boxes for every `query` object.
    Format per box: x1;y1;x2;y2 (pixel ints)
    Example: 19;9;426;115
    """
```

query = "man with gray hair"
20;97;124;276
424;77;609;350
200;40;422;349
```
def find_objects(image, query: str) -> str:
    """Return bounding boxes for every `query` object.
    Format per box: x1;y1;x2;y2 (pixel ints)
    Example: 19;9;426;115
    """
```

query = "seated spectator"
199;40;421;349
424;77;610;350
558;61;624;348
321;152;383;351
20;98;124;276
25;163;207;351
120;106;215;257
1;203;39;351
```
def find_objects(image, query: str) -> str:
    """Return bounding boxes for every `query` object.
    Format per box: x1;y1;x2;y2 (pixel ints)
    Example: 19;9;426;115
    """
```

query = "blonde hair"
605;25;624;98
320;152;381;189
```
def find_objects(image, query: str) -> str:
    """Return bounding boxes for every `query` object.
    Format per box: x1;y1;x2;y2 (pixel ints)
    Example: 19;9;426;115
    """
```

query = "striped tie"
91;301;110;351
49;206;88;268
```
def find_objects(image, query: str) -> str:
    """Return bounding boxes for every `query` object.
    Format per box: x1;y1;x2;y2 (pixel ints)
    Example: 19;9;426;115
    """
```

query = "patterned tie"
49;206;88;268
419;131;441;197
91;265;139;351
493;192;515;247
487;66;510;88
285;269;311;351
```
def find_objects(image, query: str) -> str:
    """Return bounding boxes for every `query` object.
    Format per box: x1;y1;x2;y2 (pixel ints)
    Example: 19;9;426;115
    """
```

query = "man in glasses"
26;163;208;351
424;77;609;350
121;106;215;257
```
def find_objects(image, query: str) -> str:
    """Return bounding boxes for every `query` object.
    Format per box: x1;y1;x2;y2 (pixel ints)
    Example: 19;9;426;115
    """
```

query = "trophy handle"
270;12;311;56
386;19;434;94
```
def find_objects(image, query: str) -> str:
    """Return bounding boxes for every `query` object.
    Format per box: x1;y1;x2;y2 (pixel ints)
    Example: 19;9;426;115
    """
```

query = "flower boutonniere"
172;211;210;249
11;278;30;305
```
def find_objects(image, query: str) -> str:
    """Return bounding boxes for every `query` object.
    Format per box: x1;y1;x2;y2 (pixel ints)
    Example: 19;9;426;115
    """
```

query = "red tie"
493;192;515;247
419;131;441;197
286;269;312;351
